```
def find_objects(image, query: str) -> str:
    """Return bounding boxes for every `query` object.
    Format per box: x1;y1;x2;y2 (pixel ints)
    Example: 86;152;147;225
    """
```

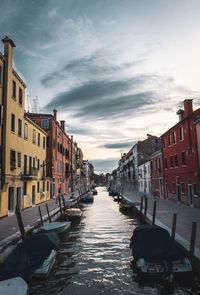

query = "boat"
0;232;59;280
41;221;71;234
33;249;56;278
92;189;98;195
130;225;193;282
113;196;119;202
65;208;83;221
81;193;94;204
119;199;135;212
0;277;28;295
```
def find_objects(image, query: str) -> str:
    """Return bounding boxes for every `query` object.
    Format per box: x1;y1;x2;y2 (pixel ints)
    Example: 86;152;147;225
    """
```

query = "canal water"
29;187;200;295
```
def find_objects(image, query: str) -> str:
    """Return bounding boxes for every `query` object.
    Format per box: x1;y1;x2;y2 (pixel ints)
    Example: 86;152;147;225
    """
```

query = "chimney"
53;109;57;121
60;120;65;131
183;99;193;117
176;109;184;122
2;36;16;69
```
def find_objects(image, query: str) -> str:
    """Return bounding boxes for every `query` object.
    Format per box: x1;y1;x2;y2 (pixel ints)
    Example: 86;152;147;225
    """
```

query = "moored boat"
41;221;71;234
65;208;83;221
119;199;134;212
130;225;193;282
92;189;98;195
81;193;94;203
0;277;28;295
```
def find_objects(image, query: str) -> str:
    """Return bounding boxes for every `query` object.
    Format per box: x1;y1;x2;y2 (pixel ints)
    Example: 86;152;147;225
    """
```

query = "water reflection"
28;187;199;295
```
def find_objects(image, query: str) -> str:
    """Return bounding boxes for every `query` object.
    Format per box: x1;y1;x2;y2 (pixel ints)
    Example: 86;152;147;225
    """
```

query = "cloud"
99;141;135;149
90;158;119;173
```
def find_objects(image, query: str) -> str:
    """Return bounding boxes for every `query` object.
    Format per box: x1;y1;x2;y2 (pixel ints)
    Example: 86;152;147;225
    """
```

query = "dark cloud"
100;141;134;149
90;158;119;173
67;125;96;136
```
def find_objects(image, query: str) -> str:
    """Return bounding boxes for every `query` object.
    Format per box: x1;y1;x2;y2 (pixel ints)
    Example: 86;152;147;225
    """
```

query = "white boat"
65;208;83;221
0;277;28;295
33;249;56;278
41;221;71;234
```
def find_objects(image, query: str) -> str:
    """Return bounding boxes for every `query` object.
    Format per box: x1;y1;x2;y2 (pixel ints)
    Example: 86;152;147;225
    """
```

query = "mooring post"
45;203;52;223
190;222;197;260
15;206;26;241
139;196;144;222
58;196;63;215
152;201;157;225
38;206;44;226
171;213;177;240
143;197;148;223
62;195;66;211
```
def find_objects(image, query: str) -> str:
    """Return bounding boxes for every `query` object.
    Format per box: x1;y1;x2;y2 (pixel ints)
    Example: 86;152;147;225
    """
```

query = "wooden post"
45;203;52;223
171;213;177;240
62;196;66;211
38;206;44;226
15;206;26;241
143;197;148;223
139;196;144;223
190;222;197;259
58;196;63;214
152;201;157;225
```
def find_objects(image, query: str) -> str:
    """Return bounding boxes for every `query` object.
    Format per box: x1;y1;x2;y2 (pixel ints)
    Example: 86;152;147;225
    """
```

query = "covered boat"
92;189;98;195
81;193;94;203
130;225;193;281
65;208;83;221
41;221;71;234
0;277;28;295
0;232;59;280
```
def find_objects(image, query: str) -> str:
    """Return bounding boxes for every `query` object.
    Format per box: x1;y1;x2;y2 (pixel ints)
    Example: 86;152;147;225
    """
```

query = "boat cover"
130;225;186;262
0;232;59;280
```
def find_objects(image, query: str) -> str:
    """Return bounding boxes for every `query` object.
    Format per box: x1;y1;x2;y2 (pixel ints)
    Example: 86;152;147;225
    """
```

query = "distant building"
150;150;163;198
138;160;151;195
83;160;94;191
161;99;200;207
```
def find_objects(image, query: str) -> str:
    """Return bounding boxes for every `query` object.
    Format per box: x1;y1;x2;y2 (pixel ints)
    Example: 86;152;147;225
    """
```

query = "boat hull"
0;277;28;294
41;221;71;234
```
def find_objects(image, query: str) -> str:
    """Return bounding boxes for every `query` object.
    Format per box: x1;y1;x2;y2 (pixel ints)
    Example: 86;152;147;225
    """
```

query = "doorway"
188;184;193;206
16;187;22;209
8;187;14;214
32;185;36;205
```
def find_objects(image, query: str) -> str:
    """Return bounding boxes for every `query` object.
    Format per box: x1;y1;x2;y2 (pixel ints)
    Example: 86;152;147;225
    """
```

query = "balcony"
21;168;38;180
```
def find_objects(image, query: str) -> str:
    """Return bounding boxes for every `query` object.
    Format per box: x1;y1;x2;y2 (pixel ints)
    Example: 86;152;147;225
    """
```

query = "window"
162;138;166;148
10;150;16;168
24;123;28;139
33;129;36;144
42;181;45;191
158;158;161;169
11;113;15;132
47;181;49;191
18;119;22;137
37;181;40;193
180;126;184;140
41;119;49;129
193;184;197;195
46;136;49;148
12;81;16;99
33;157;35;169
43;137;45;149
170;156;173;167
181;183;184;194
164;158;168;169
19;88;23;106
182;151;186;166
37;159;40;170
168;134;171;146
38;133;40;146
24;182;27;195
172;131;176;144
0;66;2;85
17;152;21;168
174;154;178;167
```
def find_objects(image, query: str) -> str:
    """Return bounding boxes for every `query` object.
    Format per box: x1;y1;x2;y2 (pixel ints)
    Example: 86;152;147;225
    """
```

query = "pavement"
122;190;200;259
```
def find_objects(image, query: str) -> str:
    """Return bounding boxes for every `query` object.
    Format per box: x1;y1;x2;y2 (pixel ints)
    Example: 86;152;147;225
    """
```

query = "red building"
26;110;71;198
161;99;200;207
150;150;163;198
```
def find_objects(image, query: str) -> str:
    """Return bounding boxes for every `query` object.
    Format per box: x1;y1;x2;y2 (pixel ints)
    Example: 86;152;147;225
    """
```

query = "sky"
1;0;200;173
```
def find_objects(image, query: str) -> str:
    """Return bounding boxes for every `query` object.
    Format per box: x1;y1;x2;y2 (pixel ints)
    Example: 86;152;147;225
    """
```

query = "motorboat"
41;221;71;234
65;208;83;221
81;193;94;204
0;277;28;295
0;232;59;280
130;225;193;282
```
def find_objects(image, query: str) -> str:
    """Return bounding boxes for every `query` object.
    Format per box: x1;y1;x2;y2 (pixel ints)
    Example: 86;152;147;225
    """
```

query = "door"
32;185;36;205
8;187;14;213
16;187;22;209
165;182;168;199
159;178;163;198
188;184;193;206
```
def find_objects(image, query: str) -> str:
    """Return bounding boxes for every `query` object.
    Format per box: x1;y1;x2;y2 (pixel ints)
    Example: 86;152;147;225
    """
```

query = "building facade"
138;160;151;194
150;150;163;198
161;99;200;207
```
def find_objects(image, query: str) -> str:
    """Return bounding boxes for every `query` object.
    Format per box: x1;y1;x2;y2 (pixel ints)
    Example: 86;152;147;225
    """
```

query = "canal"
29;187;200;295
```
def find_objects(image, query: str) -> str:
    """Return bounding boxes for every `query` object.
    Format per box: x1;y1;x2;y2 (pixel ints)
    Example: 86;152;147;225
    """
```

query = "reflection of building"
27;110;71;198
161;99;200;207
0;37;49;217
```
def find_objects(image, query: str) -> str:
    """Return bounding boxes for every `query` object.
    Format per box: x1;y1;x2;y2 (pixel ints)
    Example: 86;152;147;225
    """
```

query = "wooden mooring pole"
62;196;66;211
143;197;148;223
152;201;157;225
58;196;64;215
38;206;44;226
190;222;197;260
139;196;144;223
171;213;177;240
16;206;26;241
46;203;52;223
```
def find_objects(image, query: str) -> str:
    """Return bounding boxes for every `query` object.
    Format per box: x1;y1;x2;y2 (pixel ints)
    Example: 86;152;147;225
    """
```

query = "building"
150;150;163;198
76;147;84;191
83;160;94;191
26;110;71;198
161;99;200;207
138;160;151;195
0;36;49;217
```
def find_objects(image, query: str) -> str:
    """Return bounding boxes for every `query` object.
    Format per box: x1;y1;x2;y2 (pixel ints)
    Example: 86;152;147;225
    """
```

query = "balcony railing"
21;168;38;180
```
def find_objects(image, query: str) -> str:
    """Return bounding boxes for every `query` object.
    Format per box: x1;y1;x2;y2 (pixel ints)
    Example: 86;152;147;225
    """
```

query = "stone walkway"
123;190;200;258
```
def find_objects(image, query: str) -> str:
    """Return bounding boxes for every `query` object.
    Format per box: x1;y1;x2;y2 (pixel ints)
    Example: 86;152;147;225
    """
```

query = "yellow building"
0;36;50;217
